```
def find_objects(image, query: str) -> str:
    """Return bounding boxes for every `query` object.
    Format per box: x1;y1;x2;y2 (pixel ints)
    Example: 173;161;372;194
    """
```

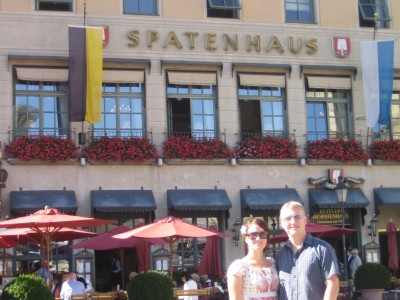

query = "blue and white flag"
360;40;394;128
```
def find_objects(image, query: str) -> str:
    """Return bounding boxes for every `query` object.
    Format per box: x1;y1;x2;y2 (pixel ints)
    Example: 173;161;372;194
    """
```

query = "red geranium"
234;136;298;159
84;136;158;162
162;136;230;160
370;140;400;161
306;139;366;162
5;136;79;162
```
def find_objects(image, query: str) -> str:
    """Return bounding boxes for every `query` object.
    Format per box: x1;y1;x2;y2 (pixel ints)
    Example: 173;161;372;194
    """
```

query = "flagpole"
82;0;87;148
373;12;378;41
83;0;87;26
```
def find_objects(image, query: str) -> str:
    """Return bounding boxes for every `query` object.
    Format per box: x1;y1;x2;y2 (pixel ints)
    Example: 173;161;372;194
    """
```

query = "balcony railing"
9;130;76;144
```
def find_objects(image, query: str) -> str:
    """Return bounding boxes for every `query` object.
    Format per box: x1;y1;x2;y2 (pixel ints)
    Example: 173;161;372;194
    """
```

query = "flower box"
164;159;227;165
87;159;155;165
306;159;365;166
372;159;400;166
237;158;298;165
6;158;77;165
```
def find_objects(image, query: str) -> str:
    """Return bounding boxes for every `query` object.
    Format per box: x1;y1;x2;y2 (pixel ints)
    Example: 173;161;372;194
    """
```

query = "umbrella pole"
2;248;5;276
169;239;173;278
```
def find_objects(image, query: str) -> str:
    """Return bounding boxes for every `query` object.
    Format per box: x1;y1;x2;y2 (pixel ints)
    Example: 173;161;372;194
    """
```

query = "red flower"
162;136;230;160
234;136;298;159
306;139;366;162
83;136;158;162
369;140;400;161
5;136;79;162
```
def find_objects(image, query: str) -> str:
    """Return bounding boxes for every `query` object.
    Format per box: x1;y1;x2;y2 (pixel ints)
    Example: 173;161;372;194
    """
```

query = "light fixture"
369;214;378;241
232;217;241;246
79;157;86;166
230;158;237;166
299;158;306;166
156;158;163;166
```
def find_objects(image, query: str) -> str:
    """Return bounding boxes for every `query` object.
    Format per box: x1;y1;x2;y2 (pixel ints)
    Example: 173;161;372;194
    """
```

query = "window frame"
14;79;69;139
207;0;241;19
123;0;158;15
285;0;315;24
305;88;352;141
93;82;145;138
36;0;73;11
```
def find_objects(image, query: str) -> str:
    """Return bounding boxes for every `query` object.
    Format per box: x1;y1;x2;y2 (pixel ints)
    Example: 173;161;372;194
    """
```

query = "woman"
179;271;198;300
227;217;279;300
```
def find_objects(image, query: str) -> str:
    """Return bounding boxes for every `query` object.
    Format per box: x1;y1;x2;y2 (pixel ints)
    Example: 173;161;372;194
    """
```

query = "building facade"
0;0;399;286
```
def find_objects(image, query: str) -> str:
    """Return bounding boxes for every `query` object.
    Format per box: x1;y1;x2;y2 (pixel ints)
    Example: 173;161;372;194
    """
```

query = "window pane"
132;115;143;129
105;114;117;129
43;97;55;111
124;0;155;14
204;116;215;130
274;117;284;131
316;118;327;131
192;100;203;114
105;98;117;113
131;98;142;113
193;116;204;130
203;100;214;115
263;116;273;131
120;114;130;129
273;102;283;115
262;101;272;115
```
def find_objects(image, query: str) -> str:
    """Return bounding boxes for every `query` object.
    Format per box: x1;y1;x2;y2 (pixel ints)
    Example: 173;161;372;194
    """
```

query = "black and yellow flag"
68;26;103;124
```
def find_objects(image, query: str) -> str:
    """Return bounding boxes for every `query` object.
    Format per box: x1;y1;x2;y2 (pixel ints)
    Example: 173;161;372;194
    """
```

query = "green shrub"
354;263;391;290
127;271;173;300
0;274;52;300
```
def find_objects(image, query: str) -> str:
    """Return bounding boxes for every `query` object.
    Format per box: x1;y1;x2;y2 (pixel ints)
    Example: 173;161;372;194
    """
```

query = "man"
36;260;52;288
110;254;122;290
350;248;362;279
60;272;86;300
276;201;339;300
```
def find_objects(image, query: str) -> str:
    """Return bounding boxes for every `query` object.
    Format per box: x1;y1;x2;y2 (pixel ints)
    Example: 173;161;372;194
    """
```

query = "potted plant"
162;136;230;164
126;270;173;300
306;139;366;163
233;135;298;165
354;263;391;300
1;274;52;300
83;136;158;164
4;136;79;163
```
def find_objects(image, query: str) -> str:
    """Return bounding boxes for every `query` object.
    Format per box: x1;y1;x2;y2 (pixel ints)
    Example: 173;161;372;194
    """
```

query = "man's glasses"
282;214;304;223
246;231;268;240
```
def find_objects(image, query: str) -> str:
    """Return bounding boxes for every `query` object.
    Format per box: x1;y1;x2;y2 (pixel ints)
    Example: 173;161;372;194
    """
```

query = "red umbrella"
113;216;219;277
72;225;165;288
269;221;358;243
0;227;97;244
198;225;229;278
387;219;398;272
0;206;112;286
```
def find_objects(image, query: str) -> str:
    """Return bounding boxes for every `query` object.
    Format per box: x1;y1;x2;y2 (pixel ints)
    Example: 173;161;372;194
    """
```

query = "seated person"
179;271;198;300
60;272;86;300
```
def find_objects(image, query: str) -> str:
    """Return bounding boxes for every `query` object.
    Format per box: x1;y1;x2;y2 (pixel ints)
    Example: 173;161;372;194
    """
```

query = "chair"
71;294;88;300
88;292;116;300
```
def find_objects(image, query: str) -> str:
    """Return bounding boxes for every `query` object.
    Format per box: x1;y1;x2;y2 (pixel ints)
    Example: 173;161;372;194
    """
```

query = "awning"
10;190;77;216
91;190;157;213
239;74;285;87
167;72;217;85
309;188;370;209
167;189;232;211
102;70;144;83
307;76;351;89
374;188;400;215
240;188;303;211
16;67;68;82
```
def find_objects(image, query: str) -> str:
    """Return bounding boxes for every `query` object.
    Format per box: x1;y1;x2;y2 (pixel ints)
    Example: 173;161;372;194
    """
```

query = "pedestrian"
227;216;279;300
179;271;198;300
110;254;122;290
350;248;362;279
276;201;340;300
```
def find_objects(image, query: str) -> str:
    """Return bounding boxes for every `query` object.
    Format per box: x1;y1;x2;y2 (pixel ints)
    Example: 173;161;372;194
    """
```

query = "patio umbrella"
0;237;18;277
0;206;112;286
269;221;358;243
71;225;165;288
198;225;229;278
113;216;220;277
387;219;398;273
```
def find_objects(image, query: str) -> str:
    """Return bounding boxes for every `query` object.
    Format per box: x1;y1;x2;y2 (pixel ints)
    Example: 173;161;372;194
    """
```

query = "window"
359;0;390;28
167;72;217;139
285;0;314;23
124;0;157;15
36;0;72;11
376;85;400;140
14;79;69;138
306;77;352;141
93;82;144;138
207;0;241;19
238;74;287;140
171;217;217;271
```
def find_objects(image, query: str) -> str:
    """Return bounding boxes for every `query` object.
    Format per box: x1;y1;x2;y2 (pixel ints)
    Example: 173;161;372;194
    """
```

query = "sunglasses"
282;214;304;223
246;231;268;240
